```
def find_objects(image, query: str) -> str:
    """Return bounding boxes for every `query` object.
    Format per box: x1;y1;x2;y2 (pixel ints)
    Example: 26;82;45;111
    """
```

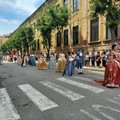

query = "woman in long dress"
49;52;56;69
62;52;75;76
37;52;47;70
17;55;22;65
56;51;66;72
93;44;120;88
23;54;29;67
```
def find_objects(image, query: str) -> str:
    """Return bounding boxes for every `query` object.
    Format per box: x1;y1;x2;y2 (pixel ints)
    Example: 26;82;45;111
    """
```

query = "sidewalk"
83;66;105;72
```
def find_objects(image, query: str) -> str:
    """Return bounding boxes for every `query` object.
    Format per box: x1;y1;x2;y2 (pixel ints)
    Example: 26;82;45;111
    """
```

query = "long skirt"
49;59;56;69
93;61;120;88
56;60;66;72
63;62;74;76
38;61;47;70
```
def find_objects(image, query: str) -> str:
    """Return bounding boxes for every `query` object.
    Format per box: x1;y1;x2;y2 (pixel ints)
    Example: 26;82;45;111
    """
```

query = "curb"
83;67;105;72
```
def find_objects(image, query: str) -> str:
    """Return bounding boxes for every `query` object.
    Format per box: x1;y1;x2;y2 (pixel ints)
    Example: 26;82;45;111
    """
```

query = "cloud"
0;17;21;35
0;0;45;36
0;0;42;15
0;17;20;25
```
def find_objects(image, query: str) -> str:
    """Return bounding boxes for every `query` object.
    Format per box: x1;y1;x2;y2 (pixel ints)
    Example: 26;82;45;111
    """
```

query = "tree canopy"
36;4;69;55
90;0;120;43
1;26;34;55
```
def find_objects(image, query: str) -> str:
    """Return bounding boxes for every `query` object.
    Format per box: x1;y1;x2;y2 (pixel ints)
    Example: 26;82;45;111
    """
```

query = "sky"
0;0;45;36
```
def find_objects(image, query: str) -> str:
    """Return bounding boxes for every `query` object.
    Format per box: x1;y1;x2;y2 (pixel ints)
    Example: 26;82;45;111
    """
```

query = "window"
37;39;40;50
106;26;118;39
90;19;99;42
106;26;111;39
64;0;68;8
64;29;68;46
56;32;61;47
73;26;78;45
73;0;78;12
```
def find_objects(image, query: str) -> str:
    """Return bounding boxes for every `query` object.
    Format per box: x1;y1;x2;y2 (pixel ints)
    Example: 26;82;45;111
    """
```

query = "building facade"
0;34;11;47
15;0;120;53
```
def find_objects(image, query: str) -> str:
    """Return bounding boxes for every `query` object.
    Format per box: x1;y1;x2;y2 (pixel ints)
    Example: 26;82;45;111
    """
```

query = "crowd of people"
2;44;120;88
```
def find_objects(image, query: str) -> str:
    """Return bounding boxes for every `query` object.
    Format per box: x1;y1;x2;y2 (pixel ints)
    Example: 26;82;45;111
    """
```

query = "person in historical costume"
17;55;22;65
75;49;84;74
49;52;56;69
13;54;17;62
93;44;120;88
22;54;29;67
37;53;47;70
62;52;75;76
29;54;36;66
56;51;66;72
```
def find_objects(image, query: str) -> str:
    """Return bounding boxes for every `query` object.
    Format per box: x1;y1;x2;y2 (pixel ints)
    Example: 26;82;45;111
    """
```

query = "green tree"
37;15;53;57
13;26;34;55
90;0;120;44
23;27;34;55
37;4;69;57
50;6;69;49
1;26;34;56
1;43;7;54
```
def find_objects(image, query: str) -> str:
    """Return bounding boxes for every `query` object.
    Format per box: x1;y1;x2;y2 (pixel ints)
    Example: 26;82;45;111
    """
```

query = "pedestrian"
49;52;56;69
85;52;90;66
91;52;95;67
93;44;120;88
75;49;84;74
95;51;101;67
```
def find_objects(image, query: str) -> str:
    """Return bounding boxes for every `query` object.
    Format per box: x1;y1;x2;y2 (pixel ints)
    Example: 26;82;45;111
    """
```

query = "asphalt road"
0;62;120;120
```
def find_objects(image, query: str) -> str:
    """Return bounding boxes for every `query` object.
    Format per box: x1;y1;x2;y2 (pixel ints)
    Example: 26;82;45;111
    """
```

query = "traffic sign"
83;40;87;46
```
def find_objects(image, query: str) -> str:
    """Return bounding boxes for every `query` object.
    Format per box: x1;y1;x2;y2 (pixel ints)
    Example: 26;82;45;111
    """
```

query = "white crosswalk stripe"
74;75;103;82
39;81;85;101
74;76;92;82
18;84;58;111
0;88;20;120
57;77;105;93
80;109;102;120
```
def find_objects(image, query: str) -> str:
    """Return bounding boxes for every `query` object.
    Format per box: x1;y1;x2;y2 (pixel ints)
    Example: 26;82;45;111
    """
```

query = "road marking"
39;81;85;101
92;104;120;120
18;84;58;111
80;109;101;120
0;88;20;120
107;99;120;106
57;78;105;93
74;76;91;82
74;76;103;82
114;94;120;100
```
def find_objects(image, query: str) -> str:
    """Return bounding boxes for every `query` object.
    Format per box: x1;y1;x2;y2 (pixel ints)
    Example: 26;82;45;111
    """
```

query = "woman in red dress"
93;44;120;88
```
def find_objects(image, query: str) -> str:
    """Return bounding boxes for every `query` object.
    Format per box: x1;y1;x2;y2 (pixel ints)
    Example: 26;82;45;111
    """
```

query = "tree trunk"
47;48;50;61
26;44;29;56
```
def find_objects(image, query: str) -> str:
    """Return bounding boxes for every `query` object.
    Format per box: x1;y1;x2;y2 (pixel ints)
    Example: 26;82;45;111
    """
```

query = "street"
0;62;120;120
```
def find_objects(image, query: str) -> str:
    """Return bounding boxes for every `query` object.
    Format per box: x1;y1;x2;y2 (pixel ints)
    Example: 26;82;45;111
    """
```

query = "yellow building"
16;0;120;53
0;34;11;47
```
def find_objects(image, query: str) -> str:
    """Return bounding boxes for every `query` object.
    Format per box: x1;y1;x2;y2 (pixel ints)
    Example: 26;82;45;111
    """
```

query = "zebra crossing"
57;77;105;93
0;88;20;120
0;75;105;120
